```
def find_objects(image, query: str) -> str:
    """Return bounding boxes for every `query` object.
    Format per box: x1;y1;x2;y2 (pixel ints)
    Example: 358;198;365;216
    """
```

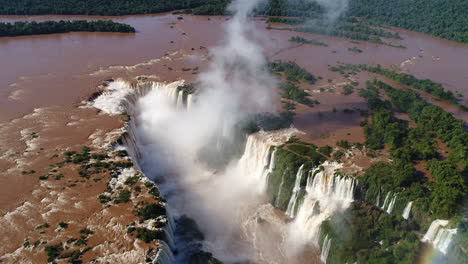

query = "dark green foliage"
0;20;135;37
69;146;91;164
114;189;131;203
44;244;63;262
136;203;166;221
187;250;225;264
279;82;316;107
348;0;468;44
289;35;328;46
318;145;333;157
124;175;139;185
427;160;466;219
361;162;420;200
363;65;460;106
371;80;468;170
364;108;408;150
342;84;354;95
176;215;205;241
59;247;91;264
79;228;94;236
336;140;352;149
264;0;324;17
267;144;324;210
268;17;305;25
332;150;345;161
360;80;466;221
348;46;362;53
0;0;228;16
268;61;316;84
148;186;161;199
35;223;50;229
284;21;404;47
98;194;111;203
58;222;68;228
322;203;421;264
112;161;134;169
135;227;165;243
1;0;466;44
251;111;296;131
91;153;107;160
127;226;136;233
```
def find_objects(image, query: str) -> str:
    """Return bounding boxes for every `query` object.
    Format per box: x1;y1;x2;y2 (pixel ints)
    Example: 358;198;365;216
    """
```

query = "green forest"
320;79;467;264
0;20;135;37
1;0;466;43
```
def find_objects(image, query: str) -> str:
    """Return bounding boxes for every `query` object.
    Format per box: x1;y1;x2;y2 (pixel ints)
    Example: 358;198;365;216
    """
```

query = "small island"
0;20;135;37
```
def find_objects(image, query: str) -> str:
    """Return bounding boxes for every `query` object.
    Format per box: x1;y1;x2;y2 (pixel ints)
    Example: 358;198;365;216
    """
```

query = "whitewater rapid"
92;80;361;264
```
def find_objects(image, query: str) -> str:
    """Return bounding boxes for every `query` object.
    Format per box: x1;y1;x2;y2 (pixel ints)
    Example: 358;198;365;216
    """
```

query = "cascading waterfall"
402;201;413;220
288;161;356;252
236;132;275;194
152;240;175;264
264;149;277;189
375;190;381;208
422;219;457;254
320;235;332;263
285;164;305;217
381;191;391;209
176;90;184;109
386;194;397;214
186;94;193;110
276;170;287;207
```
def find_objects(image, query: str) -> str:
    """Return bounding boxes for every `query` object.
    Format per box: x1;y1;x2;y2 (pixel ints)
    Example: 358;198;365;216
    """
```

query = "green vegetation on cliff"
266;141;325;211
0;20;135;37
321;203;421;264
360;80;466;219
322;79;467;264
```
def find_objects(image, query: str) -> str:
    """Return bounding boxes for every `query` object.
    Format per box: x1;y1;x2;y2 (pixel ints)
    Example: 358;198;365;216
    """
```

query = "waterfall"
276;170;287;207
402;201;413;220
320;235;332;263
286;164;305;218
176;90;184;109
288;161;355;245
375;190;381;208
386;194;397;214
186;94;193;110
422;219;457;254
264;148;277;187
381;191;391;209
152;240;174;264
236;132;273;193
162;212;176;249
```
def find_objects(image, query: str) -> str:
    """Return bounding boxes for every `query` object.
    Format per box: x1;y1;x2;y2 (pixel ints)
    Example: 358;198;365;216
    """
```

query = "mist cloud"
136;0;280;262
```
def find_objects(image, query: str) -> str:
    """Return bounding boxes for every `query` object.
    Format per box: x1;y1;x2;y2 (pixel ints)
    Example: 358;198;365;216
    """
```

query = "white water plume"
320;235;332;263
286;161;355;255
402;201;413;220
422;219;457;255
286;164;305;218
132;0;290;262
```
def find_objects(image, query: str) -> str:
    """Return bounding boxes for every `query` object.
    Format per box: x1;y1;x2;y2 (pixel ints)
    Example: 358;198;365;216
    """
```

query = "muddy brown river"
0;13;467;123
0;12;467;264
